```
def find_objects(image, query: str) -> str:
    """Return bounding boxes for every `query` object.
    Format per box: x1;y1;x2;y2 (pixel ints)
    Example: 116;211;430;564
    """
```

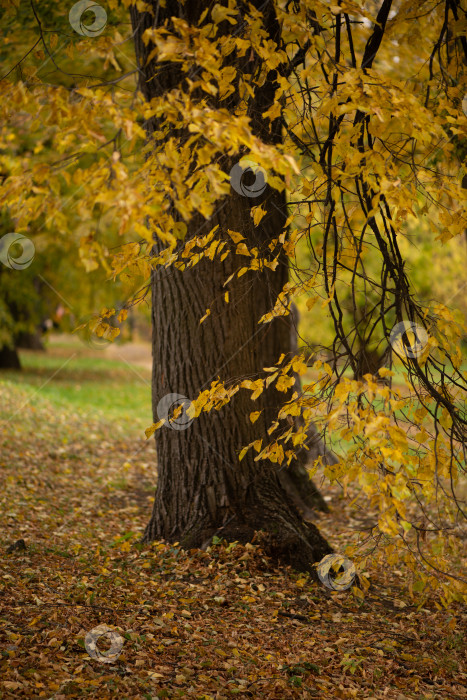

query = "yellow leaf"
145;419;165;438
236;242;250;256
251;205;267;226
378;367;394;378
228;229;245;244
239;446;249;461
292;357;308;376
276;375;295;392
211;3;237;25
334;382;350;402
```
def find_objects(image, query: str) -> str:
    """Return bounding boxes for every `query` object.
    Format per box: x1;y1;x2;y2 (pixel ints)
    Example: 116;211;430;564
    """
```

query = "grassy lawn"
0;335;152;432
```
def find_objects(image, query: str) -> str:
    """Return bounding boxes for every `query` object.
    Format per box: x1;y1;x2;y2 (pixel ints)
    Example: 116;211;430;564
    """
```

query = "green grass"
0;335;152;431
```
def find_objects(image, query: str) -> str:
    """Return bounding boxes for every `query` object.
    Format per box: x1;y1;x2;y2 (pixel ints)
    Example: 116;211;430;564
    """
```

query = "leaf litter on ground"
0;376;466;699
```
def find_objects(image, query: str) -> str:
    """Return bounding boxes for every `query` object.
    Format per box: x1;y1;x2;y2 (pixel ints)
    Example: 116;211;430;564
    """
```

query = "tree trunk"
130;0;333;571
0;345;21;369
16;330;45;351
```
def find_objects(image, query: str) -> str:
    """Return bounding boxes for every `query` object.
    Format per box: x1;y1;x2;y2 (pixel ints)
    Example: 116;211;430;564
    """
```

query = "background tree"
0;0;148;366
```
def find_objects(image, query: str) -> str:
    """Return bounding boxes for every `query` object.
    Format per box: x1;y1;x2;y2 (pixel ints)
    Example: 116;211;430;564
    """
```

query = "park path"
106;340;152;371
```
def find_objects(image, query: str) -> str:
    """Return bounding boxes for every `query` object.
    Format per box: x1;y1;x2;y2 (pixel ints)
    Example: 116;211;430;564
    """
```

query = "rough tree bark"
130;0;333;570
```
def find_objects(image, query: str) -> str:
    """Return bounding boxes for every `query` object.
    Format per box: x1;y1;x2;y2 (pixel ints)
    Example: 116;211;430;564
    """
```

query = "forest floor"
0;338;466;699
